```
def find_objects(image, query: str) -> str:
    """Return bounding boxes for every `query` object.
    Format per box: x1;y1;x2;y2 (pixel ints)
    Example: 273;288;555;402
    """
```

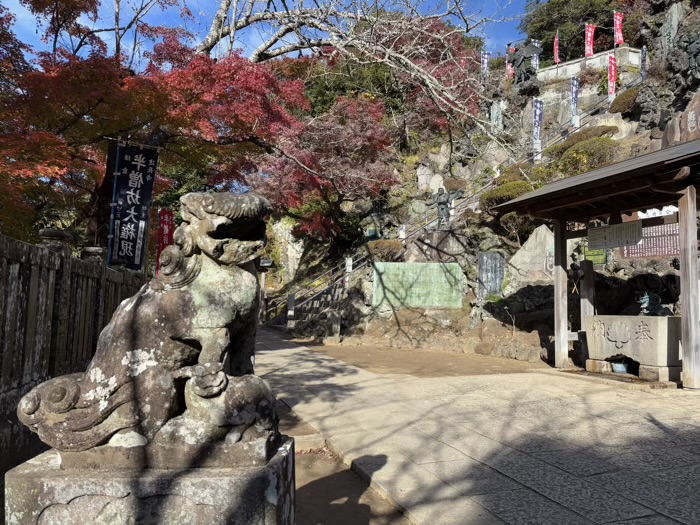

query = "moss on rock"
480;181;532;215
610;87;641;117
544;126;619;160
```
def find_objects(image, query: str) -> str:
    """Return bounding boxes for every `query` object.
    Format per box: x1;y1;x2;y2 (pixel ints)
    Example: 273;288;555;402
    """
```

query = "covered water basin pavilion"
495;139;700;387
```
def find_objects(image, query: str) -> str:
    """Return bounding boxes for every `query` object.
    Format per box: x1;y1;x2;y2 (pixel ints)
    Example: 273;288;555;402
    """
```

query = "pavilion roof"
494;139;700;221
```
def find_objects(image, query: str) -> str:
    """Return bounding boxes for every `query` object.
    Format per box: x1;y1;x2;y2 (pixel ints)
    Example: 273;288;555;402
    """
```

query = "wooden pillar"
679;185;700;388
579;259;596;364
553;219;569;368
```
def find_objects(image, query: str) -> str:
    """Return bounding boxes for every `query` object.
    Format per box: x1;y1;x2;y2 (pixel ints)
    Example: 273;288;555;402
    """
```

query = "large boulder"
504;225;579;296
272;219;305;283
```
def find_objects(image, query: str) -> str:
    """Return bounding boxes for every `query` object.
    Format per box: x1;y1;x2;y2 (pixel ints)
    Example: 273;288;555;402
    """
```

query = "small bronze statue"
639;292;673;316
429;187;464;229
507;42;543;85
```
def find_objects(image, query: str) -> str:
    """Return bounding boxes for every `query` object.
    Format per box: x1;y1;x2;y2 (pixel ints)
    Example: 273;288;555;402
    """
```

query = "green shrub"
490;56;506;70
365;239;404;262
610;86;641;116
496;163;531;185
480;181;532;215
559;137;618;175
443;178;468;192
544;126;618;159
500;211;537;246
577;66;603;87
529;163;559;184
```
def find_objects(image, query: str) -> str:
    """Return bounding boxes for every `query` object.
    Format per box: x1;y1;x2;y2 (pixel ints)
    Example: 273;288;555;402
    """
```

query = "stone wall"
536;47;642;83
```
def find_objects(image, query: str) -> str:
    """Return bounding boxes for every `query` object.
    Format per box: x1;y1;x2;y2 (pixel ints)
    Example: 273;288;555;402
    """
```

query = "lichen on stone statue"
17;192;279;464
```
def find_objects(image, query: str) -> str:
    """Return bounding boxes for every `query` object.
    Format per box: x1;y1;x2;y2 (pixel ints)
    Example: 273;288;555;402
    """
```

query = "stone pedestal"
639;364;681;382
584;315;682;382
5;438;295;525
585;359;681;382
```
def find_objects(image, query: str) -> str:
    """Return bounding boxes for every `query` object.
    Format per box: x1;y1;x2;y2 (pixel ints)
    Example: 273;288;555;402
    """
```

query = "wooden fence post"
39;230;73;377
81;247;108;342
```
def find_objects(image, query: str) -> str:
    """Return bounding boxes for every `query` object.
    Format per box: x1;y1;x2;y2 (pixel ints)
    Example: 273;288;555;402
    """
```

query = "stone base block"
5;437;295;525
639;365;681;382
586;360;681;383
586;359;613;374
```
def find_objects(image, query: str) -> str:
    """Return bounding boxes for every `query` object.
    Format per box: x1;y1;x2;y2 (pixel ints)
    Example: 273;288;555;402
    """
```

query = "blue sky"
3;0;528;59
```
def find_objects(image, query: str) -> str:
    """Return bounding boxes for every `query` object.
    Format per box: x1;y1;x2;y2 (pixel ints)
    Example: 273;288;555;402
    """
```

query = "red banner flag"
608;55;618;98
506;46;516;78
155;209;175;277
585;24;596;57
614;12;625;45
554;31;560;64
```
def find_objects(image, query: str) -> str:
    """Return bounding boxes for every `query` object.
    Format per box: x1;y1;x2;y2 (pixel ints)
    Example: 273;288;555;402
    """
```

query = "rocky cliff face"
668;8;700;104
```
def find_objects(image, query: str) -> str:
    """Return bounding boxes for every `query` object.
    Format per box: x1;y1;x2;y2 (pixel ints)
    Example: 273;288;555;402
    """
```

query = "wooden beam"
533;184;657;214
565;213;680;239
524;178;695;220
679;185;700;388
553;219;569;368
609;209;623;225
554;192;682;222
566;229;588;240
674;166;691;180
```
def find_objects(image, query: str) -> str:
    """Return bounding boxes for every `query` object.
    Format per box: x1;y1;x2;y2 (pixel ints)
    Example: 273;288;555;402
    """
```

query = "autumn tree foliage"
1;0;495;245
199;0;492;123
251;17;485;241
0;1;307;243
251;96;397;240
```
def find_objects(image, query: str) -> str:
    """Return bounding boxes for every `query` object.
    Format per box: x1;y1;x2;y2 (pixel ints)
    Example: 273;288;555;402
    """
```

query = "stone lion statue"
18;192;279;457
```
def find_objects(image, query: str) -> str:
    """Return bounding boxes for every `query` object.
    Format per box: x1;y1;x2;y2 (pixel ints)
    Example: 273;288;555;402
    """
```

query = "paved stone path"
256;329;700;525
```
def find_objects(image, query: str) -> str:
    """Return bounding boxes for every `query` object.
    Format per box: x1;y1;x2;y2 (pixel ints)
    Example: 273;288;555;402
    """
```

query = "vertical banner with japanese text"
481;51;490;81
571;77;580;127
107;143;159;270
585;24;596;57
554;31;561;64
531;40;541;70
533;99;544;160
608;55;618;101
155;209;175;277
641;45;648;81
614;11;625;45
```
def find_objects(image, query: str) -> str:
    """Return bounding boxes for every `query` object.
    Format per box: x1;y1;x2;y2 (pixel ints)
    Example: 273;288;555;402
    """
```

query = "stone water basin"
584;315;681;382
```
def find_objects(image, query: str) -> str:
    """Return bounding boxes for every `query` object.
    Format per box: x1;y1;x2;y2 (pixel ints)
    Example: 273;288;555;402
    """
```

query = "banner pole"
106;142;121;267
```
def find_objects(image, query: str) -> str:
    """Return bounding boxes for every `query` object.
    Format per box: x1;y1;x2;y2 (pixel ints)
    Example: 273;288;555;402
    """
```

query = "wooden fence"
0;230;145;516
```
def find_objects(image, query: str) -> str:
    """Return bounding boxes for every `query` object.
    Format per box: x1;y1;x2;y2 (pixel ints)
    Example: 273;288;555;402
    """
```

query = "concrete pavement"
256;329;700;525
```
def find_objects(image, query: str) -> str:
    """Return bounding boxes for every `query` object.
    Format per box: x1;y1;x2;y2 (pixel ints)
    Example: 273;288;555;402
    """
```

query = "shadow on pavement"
258;329;700;525
296;452;411;525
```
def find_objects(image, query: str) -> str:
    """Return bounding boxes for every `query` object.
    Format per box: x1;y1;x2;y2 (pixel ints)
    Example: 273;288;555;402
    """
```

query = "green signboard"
372;262;463;309
582;242;606;265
